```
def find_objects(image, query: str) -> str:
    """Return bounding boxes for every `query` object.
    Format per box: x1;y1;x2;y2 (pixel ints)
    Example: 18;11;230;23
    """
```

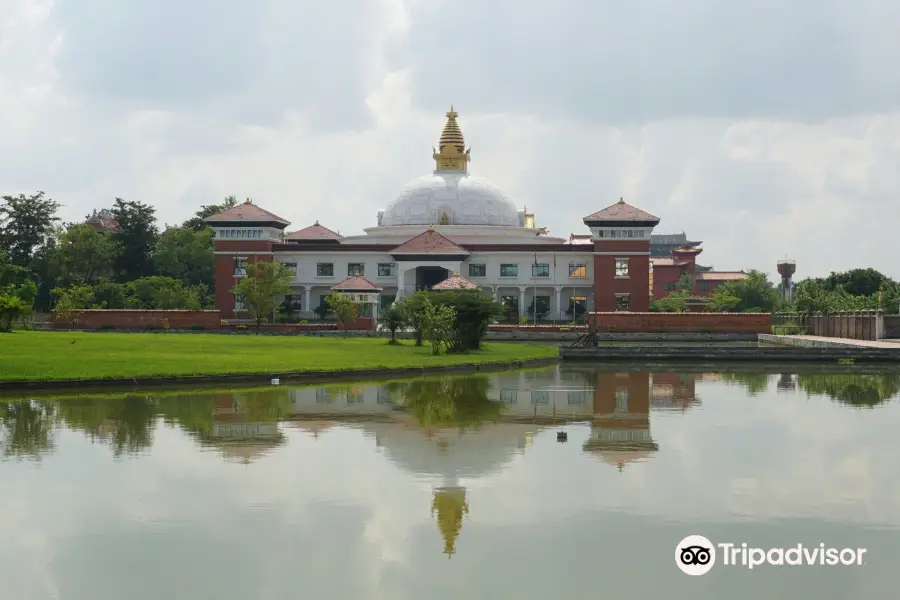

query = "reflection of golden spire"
432;487;468;558
433;106;470;171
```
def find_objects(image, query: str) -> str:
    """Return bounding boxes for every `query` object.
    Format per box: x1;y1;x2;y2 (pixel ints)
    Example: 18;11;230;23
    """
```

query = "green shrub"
190;324;205;330
236;324;248;331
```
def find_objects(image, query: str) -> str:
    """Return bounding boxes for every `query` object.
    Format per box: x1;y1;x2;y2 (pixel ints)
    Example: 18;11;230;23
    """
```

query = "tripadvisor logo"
675;535;867;575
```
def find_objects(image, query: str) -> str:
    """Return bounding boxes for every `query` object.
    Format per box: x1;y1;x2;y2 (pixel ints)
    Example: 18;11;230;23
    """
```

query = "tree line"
1;191;240;330
650;268;900;315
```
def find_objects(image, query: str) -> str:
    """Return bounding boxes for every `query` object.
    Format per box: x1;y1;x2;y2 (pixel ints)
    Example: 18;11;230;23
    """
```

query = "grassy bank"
0;331;558;382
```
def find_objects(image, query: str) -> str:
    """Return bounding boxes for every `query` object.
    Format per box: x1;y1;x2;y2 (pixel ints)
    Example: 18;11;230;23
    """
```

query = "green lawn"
0;331;558;382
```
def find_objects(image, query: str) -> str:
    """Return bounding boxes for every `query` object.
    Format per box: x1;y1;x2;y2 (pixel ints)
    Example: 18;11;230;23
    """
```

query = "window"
567;390;586;405
500;264;518;277
615;388;629;412
532;263;550;277
663;282;677;291
234;258;248;277
234;294;246;311
282;262;297;274
615;258;629;278
377;263;394;277
468;263;486;277
569;263;587;278
316;388;333;404
615;293;630;312
698;281;709;292
529;295;550;320
531;390;550;405
348;263;365;276
316;262;334;277
500;389;518;404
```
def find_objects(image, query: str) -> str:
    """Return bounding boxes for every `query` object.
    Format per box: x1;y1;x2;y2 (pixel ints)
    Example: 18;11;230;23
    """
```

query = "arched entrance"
416;266;449;291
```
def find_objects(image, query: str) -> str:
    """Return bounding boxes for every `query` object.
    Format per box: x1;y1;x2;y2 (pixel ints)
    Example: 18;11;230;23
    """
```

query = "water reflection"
3;365;900;598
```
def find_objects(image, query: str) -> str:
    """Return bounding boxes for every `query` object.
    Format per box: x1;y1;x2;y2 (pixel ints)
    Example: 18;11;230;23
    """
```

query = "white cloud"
1;0;899;279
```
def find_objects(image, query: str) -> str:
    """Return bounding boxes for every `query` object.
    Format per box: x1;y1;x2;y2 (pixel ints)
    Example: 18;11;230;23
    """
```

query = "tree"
0;249;39;330
0;294;29;332
125;276;203;309
396;291;430;346
431;289;504;352
325;292;361;328
231;261;294;331
57;223;118;285
706;287;741;312
182;195;238;231
379;304;407;344
52;285;94;329
154;226;215;291
421;299;456;355
716;270;780;313
676;272;695;294
0;191;61;267
91;280;128;309
650;290;690;312
111;198;158;281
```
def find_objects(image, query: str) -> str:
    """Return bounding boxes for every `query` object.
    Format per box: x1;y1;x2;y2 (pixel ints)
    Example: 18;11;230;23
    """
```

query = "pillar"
396;268;406;301
518;287;527;319
554;286;563;321
304;286;311;316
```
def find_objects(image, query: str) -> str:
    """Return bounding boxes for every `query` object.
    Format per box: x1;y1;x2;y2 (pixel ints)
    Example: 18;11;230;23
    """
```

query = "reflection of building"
649;372;704;411
209;396;285;464
777;373;796;391
583;372;659;471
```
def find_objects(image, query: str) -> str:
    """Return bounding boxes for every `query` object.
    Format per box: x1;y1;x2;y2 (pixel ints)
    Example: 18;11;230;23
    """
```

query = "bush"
431;290;504;353
300;319;309;325
236;324;248;331
190;324;205;330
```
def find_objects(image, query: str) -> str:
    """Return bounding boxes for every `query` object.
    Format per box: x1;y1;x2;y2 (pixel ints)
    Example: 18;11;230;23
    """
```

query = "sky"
1;0;899;279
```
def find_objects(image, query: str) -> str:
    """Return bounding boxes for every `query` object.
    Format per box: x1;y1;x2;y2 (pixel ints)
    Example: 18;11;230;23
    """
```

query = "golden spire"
432;487;468;558
433;106;470;171
617;197;625;204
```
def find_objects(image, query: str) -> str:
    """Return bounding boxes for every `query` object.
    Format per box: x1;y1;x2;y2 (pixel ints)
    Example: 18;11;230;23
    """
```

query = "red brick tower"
204;200;290;318
583;198;660;312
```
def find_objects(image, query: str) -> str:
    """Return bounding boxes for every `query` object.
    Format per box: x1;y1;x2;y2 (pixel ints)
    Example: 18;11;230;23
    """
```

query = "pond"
2;364;900;599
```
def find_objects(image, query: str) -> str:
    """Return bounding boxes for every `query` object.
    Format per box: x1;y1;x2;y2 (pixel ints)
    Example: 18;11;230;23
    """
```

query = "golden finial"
428;224;436;230
244;198;252;204
314;220;319;225
617;197;625;204
434;106;469;171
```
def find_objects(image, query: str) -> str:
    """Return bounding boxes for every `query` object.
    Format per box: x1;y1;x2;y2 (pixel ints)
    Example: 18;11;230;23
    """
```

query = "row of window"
595;229;650;239
308;262;597;279
500;389;588;405
217;229;267;239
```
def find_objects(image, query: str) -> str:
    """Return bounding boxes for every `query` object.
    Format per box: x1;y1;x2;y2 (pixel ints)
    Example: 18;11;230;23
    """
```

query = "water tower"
777;259;796;304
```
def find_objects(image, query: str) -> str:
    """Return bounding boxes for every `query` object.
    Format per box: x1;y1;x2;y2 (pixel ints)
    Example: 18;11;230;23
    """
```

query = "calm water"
2;364;900;599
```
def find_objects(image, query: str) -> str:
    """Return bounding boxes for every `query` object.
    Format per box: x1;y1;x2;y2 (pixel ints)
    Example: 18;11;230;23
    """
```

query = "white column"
304;286;312;316
493;286;499;301
395;268;405;301
554;286;563;321
518;286;527;319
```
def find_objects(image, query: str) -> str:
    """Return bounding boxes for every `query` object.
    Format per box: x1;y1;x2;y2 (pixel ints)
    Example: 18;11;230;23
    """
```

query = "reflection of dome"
364;422;543;479
380;172;519;227
432;487;468;558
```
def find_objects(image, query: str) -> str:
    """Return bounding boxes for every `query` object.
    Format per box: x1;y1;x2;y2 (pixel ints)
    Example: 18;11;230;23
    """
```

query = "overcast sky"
2;0;898;279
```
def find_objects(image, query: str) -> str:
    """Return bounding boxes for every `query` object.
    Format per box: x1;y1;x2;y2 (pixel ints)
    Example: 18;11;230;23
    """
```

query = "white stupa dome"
377;106;521;228
380;172;519;227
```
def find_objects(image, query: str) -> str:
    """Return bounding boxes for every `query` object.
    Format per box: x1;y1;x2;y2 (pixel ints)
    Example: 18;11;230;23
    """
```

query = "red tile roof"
432;274;479;290
696;271;748;281
285;221;342;240
204;201;289;225
85;209;120;232
391;228;469;254
583;198;660;222
330;276;383;291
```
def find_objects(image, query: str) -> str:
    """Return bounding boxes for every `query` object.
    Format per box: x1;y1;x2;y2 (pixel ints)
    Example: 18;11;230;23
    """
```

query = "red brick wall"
52;310;221;329
337;316;376;331
593;240;651;312
588;311;771;333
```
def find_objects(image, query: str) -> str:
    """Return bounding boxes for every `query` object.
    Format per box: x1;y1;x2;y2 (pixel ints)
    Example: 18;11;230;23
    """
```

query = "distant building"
652;244;748;298
85;209;120;233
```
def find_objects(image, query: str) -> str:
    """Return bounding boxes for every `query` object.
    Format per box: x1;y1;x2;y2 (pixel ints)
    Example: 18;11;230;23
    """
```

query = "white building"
206;107;665;320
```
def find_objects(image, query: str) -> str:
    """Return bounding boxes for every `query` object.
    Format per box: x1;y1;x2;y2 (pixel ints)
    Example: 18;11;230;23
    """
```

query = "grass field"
0;331;558;382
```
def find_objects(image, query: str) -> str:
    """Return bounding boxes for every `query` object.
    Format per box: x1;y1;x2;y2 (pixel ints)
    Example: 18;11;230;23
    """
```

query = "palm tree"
380;304;407;344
